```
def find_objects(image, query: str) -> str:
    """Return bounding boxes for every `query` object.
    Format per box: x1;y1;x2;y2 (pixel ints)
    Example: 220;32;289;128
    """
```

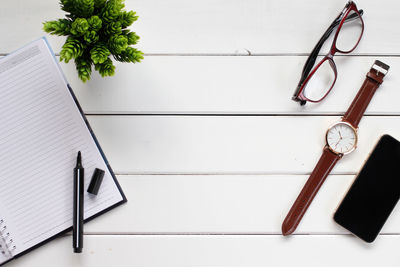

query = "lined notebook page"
0;38;124;259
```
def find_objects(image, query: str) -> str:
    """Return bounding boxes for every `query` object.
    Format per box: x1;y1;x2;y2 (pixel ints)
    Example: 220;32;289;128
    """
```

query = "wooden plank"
1;55;396;115
86;115;400;174
7;235;400;267
65;56;398;114
1;0;400;54
85;175;400;234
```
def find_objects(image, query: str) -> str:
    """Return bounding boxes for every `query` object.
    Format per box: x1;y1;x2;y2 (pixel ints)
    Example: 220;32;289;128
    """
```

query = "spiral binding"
0;219;16;258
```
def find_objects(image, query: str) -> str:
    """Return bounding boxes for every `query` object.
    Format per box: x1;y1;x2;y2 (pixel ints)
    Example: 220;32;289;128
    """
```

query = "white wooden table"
2;0;400;266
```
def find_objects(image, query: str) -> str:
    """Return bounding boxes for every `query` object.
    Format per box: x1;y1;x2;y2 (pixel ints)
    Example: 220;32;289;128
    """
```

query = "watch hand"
335;139;341;148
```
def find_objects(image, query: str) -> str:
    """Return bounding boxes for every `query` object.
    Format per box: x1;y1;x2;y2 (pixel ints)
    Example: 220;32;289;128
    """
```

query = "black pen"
73;151;84;253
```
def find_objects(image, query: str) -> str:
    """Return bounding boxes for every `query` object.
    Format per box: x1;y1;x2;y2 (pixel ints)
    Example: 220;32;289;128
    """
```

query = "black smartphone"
334;134;400;243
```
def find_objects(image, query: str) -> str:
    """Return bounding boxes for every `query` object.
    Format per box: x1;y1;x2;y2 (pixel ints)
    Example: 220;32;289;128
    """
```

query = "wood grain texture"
7;235;400;267
65;56;398;114
1;0;400;54
84;175;400;234
87;115;400;174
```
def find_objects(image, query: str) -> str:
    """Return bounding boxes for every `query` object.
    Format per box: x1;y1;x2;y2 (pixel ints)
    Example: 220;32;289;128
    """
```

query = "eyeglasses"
292;1;364;105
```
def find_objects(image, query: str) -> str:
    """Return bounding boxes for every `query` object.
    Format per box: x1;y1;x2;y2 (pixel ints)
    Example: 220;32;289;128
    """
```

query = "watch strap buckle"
371;60;390;77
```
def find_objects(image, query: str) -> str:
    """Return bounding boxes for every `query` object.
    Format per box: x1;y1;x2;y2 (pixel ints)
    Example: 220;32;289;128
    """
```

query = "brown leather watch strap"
282;147;340;236
343;60;389;127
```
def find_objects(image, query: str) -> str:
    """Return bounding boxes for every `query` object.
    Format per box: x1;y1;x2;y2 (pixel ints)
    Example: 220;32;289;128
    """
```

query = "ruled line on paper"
0;58;47;84
0;45;40;74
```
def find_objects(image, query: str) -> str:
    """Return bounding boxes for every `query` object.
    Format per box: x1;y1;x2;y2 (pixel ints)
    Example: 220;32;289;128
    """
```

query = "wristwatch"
282;60;390;236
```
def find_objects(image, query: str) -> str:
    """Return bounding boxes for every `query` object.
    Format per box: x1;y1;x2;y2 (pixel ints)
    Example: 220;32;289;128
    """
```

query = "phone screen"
334;134;400;242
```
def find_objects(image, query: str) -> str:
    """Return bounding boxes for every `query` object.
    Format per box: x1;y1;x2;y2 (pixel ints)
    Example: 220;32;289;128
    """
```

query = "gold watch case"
325;121;358;155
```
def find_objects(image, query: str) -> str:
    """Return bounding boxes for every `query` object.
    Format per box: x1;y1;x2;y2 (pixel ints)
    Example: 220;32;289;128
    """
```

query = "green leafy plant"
43;0;143;82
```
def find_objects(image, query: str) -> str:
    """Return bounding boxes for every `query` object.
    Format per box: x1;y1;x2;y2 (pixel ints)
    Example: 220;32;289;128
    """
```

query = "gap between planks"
84;113;400;116
112;172;359;176
2;53;400;57
66;233;400;236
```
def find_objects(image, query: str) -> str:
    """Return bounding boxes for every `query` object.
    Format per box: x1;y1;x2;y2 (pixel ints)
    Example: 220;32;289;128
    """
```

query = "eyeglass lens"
303;58;336;101
335;10;363;52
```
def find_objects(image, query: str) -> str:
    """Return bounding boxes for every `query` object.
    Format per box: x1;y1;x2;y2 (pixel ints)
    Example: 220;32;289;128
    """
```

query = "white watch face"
326;122;357;154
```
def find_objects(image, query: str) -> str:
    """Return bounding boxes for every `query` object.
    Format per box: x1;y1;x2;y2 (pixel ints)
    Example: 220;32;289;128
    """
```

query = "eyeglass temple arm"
299;9;364;82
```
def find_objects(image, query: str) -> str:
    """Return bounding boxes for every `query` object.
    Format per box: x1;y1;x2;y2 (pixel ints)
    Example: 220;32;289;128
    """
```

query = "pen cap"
87;168;105;195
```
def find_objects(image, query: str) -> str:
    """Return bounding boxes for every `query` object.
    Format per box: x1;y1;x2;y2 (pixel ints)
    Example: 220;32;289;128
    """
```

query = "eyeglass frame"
292;1;364;106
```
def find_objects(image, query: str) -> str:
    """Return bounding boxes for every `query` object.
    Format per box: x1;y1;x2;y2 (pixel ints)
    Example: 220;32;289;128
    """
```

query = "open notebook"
0;38;126;265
